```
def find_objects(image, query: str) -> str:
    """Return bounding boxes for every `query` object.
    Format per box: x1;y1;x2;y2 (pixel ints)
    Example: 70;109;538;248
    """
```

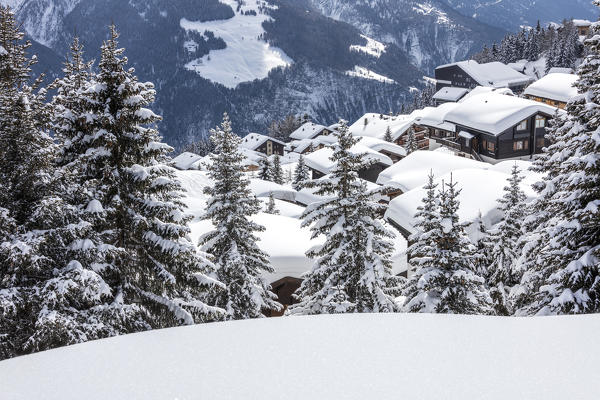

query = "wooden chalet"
240;132;285;156
290;122;332;141
523;72;579;109
434;60;533;93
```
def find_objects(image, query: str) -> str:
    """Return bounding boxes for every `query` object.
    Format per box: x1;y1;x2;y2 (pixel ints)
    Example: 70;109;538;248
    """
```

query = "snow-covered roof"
385;168;537;235
171;152;203;170
433;87;469;102
239;133;285;151
460;86;514;102
304;144;393;175
573;19;592;27
288;135;337;154
458;131;474;139
356;136;406;157
376;150;487;192
349;112;416;141
414;102;460;131
507;61;527;73
289;122;330;140
436;60;533;88
547;67;574;74
238;147;263;167
523;73;579;103
249;179;297;203
445;92;560;135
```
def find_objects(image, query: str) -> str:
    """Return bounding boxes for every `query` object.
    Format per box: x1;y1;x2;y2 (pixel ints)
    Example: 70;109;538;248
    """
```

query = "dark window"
536;138;545;148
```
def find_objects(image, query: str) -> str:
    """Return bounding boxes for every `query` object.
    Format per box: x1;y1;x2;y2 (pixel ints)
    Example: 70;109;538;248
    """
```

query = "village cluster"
172;36;588;313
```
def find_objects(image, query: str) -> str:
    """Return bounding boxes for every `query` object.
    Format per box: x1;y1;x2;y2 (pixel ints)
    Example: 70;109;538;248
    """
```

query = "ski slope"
1;313;598;400
181;0;292;88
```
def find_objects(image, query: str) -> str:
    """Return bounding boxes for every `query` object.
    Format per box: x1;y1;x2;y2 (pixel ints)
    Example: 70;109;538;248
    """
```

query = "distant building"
523;73;579;109
289;122;332;141
573;19;592;36
239;132;285;156
435;60;533;93
432;87;469;105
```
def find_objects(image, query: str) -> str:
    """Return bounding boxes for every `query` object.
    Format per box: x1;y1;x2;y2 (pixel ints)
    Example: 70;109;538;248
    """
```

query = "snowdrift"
1;314;598;400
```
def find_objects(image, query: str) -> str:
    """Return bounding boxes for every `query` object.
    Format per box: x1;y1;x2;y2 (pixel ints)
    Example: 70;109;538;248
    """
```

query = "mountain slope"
2;0;428;148
1;313;598;400
442;0;598;31
303;0;507;72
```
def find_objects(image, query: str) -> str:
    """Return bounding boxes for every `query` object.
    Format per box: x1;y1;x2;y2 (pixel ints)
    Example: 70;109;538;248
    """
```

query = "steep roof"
433;87;469;102
171;152;203;170
523;73;579;103
290;122;329;140
304;144;393;175
445;92;560;135
415;102;460;131
239;133;285;151
437;60;533;88
356;136;407;157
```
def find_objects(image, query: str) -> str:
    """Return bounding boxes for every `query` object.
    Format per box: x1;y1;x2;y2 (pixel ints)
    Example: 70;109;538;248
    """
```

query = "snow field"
180;0;292;88
1;313;598;400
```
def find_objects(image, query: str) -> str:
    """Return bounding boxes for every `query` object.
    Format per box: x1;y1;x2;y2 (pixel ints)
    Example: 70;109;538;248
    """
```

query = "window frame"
517;119;528;131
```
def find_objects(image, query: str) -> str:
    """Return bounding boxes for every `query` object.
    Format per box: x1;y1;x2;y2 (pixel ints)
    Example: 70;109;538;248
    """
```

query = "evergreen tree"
271;154;284;185
515;18;600;315
258;157;273;181
384;126;393;142
265;192;279;215
292;155;310;190
81;25;223;328
471;211;492;278
405;126;418;154
402;175;492;314
289;120;401;315
201;113;281;319
487;164;527;315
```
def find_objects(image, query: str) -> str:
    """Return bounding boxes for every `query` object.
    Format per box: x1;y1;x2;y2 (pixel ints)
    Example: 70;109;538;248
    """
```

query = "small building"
287;135;337;155
239;132;285;156
523;73;579;109
573;19;592;36
289;122;332;141
356;136;407;163
434;60;533;93
432;87;469;105
304;144;393;183
238;148;264;172
443;93;560;163
171;152;204;170
413;103;461;144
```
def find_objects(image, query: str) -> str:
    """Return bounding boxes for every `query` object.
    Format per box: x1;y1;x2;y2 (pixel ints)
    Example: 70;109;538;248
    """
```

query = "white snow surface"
305;144;393;175
348;113;415;140
523;73;580;103
346;66;395;83
2;313;598;400
385;167;538;235
432;86;469;102
0;45;7;55
349;34;386;58
239;132;284;151
171;151;203;170
180;0;292;88
377;150;487;192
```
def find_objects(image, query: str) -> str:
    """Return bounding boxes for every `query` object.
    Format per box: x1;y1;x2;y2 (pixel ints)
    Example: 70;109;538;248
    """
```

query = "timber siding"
254;139;285;156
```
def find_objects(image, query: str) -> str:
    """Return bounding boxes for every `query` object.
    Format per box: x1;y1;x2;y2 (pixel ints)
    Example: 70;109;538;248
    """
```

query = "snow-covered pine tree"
271;154;284;185
384;126;393;142
402;175;492;314
471;211;492;278
81;25;223;328
486;164;527;315
289;120;401;315
258;157;273;181
292;155;310;190
265;192;279;215
405;126;418;154
515;15;600;315
201;113;281;319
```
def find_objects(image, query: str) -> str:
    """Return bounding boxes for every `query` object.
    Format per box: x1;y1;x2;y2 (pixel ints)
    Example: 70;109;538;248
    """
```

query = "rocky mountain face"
303;0;507;72
1;0;514;148
441;0;598;32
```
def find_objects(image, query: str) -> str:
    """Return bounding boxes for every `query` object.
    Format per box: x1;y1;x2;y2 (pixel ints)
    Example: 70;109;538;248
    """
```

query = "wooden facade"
524;94;567;109
254;139;285;156
435;64;530;93
394;126;429;150
267;277;303;317
451;113;552;161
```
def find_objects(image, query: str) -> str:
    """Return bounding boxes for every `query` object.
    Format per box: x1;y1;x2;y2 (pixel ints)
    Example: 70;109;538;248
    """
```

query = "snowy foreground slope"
1;313;598;400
